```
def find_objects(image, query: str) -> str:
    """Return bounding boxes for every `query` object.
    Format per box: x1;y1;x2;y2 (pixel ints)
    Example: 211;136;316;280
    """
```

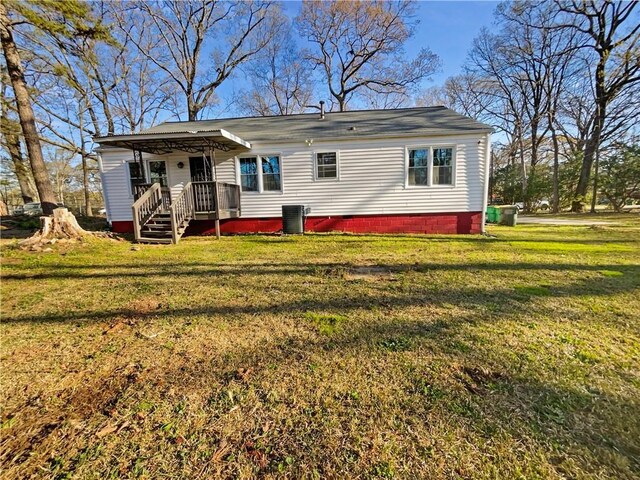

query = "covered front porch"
95;129;250;243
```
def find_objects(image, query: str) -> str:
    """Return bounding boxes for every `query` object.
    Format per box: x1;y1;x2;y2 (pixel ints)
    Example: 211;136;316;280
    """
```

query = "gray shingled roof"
138;106;492;143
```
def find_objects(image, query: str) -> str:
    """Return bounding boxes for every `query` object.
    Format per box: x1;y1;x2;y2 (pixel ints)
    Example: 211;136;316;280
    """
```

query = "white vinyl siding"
99;134;487;222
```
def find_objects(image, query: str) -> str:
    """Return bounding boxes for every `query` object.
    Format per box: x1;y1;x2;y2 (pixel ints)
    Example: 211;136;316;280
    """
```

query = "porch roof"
94;128;251;155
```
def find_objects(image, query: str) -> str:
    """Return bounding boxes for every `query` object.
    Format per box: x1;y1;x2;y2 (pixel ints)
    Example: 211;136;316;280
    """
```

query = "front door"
148;160;168;186
189;156;213;182
189;156;215;212
148;160;170;210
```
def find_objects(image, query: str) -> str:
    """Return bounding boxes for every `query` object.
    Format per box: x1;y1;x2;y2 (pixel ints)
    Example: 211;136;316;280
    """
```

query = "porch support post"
133;149;144;178
209;145;221;240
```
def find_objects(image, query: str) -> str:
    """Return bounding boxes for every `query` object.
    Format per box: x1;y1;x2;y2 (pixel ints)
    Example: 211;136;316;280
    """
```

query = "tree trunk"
0;115;36;203
0;3;58;215
572;56;607;212
20;207;88;249
78;107;93;216
187;94;197;121
81;150;92;216
549;122;560;213
516;124;528;207
590;147;600;213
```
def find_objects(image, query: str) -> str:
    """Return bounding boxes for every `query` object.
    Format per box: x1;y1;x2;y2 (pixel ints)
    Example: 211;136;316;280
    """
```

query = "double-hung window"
127;162;146;193
315;152;338;180
407;146;455;186
239;155;282;192
432;148;453;185
408;149;429;186
261;155;281;191
240;157;259;192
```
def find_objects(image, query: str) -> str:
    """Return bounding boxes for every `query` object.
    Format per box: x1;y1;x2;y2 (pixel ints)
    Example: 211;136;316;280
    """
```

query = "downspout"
481;132;492;234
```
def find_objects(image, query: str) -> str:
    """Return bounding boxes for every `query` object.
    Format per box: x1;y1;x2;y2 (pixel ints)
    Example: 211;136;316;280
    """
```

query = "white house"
95;106;492;243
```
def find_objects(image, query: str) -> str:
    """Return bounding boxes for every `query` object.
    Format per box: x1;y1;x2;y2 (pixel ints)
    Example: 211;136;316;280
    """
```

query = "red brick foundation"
112;212;482;236
111;221;135;233
188;212;482;235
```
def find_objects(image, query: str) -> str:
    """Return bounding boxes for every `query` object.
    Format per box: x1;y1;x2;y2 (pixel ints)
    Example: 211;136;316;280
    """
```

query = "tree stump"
20;208;108;249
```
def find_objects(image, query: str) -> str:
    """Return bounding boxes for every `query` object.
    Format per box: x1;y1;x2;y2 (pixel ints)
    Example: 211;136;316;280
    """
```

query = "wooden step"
137;237;172;244
143;224;172;231
136;210;194;245
141;230;172;237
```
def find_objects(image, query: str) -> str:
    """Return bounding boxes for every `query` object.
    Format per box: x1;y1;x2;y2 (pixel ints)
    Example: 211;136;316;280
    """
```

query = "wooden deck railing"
132;183;163;242
133;181;241;243
192;181;241;215
169;182;194;244
134;183;171;210
217;182;242;215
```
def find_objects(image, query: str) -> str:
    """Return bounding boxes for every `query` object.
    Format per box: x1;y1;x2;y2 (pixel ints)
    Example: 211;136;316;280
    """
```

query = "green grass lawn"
1;217;639;479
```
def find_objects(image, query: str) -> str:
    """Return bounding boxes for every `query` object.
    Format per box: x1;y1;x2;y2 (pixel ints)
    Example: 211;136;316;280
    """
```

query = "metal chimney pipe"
319;100;325;119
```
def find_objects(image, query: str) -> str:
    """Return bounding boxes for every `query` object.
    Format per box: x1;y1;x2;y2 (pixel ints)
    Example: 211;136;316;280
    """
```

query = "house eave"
93;129;252;155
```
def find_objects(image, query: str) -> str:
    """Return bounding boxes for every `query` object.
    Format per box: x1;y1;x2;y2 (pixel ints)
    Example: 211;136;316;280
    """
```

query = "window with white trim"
261;155;281;191
127;162;146;193
148;160;168;187
406;146;455;187
408;148;429;185
432;147;453;185
315;151;338;179
239;157;259;192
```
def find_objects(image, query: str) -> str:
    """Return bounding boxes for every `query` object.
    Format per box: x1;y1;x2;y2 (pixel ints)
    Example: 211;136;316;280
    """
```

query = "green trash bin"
486;206;494;223
494;206;503;224
501;205;518;226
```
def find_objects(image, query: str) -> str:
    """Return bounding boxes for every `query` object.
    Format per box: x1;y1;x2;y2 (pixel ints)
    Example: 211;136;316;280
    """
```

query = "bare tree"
468;28;536;204
416;74;494;120
109;4;176;132
0;81;36;203
500;2;580;213
237;25;314;116
125;0;283;121
0;1;58;214
553;0;640;211
1;0;113;245
297;0;440;111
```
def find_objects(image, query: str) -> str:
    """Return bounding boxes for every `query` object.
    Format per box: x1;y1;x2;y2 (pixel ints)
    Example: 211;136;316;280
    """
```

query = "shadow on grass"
2;260;638;282
2;262;638;327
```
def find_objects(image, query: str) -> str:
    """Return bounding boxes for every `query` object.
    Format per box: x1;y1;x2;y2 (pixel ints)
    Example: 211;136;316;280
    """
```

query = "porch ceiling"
94;129;251;155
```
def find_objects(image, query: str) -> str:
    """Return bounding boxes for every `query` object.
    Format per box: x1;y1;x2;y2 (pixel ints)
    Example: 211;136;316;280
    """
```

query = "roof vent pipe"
319;100;325;120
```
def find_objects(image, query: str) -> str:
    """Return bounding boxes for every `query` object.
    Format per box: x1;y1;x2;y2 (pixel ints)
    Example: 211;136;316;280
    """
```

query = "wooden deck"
132;181;241;243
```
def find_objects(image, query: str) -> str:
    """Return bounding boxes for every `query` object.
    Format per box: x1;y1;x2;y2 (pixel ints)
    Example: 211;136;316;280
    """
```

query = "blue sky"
218;1;500;116
411;1;498;84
